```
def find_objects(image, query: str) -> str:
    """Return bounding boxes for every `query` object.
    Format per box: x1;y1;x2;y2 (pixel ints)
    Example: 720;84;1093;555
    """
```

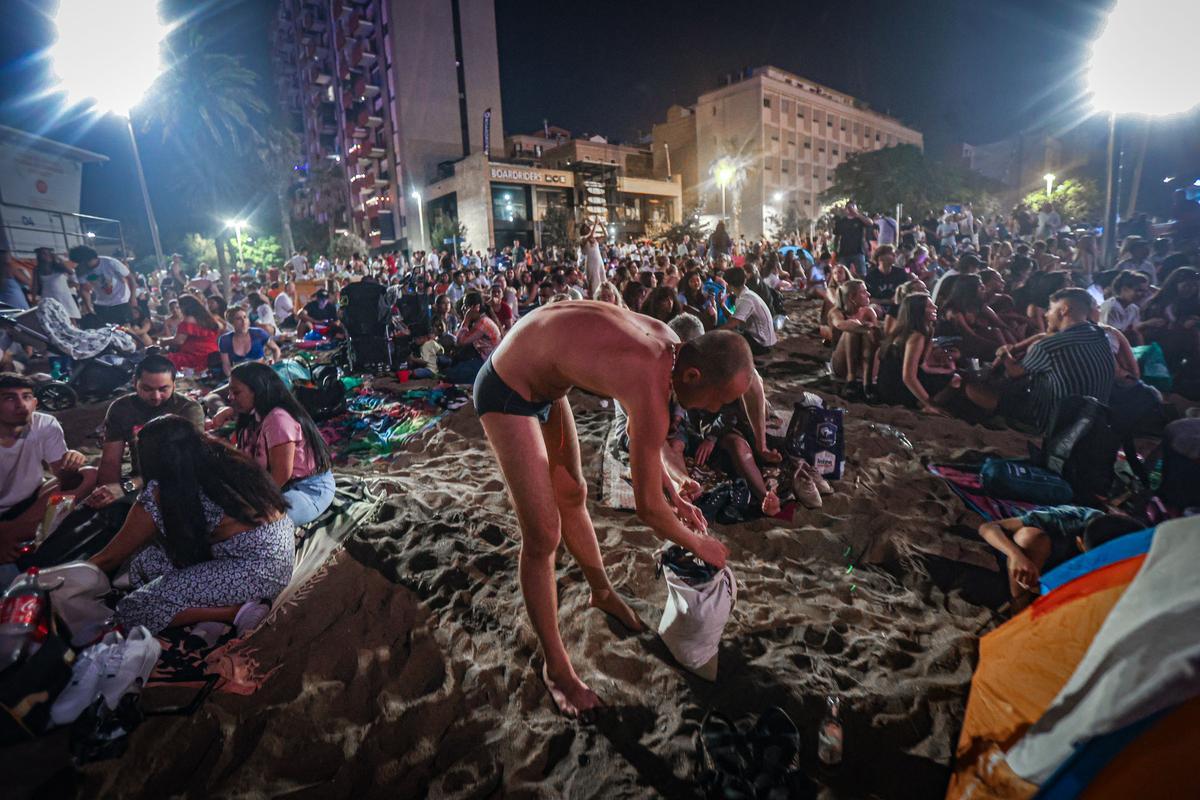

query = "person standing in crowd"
707;220;732;258
287;248;310;279
228;362;335;525
0;248;31;310
30;247;80;320
833;202;874;277
85;354;205;509
70;245;136;325
0;373;96;558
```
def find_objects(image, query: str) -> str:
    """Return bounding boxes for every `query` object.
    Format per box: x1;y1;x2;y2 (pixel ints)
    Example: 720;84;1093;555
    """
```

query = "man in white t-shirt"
0;373;95;558
286;249;310;278
70;245;135;325
720;267;777;355
274;283;296;325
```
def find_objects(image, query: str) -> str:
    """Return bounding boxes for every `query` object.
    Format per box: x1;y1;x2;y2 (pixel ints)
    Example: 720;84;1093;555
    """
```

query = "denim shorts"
283;470;336;525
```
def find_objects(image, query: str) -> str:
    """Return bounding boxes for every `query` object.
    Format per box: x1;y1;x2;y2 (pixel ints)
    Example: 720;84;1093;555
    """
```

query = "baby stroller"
0;298;140;410
340;281;395;372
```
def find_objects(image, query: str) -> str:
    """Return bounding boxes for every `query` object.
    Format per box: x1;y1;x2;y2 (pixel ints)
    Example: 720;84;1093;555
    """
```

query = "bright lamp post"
1043;173;1056;199
713;159;736;221
50;0;169;270
410;189;425;252
1088;0;1200;260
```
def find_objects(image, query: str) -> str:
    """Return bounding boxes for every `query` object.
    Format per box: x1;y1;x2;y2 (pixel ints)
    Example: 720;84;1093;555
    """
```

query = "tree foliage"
177;232;217;267
238;234;284;268
329;232;370;261
539;205;571;251
823;144;1001;218
664;205;711;245
1021;178;1102;225
769;204;810;240
429;211;467;253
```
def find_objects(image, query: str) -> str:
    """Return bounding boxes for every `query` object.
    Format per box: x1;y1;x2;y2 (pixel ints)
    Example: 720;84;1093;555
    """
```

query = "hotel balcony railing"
364;114;383;129
350;13;374;38
350;172;369;189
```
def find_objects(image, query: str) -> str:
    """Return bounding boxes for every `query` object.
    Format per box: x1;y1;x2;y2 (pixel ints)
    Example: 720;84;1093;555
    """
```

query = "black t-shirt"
103;392;205;475
865;266;911;315
303;299;339;322
833;217;870;257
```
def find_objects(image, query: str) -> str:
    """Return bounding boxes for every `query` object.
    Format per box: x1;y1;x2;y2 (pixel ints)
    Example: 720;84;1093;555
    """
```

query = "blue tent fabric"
1033;706;1171;800
1039;528;1154;595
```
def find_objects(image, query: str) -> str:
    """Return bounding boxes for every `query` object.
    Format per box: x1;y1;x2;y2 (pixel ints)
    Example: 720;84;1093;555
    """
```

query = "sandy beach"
5;298;1033;799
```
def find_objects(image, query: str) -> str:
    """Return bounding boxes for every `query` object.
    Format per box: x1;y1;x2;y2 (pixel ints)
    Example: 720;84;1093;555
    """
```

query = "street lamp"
773;191;784;203
713;158;736;221
1043;173;1056;198
409;189;425;252
50;0;169;270
1088;0;1200;260
224;219;247;263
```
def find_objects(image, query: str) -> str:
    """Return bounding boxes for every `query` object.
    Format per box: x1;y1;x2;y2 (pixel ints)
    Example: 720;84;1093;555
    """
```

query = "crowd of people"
0;196;1196;715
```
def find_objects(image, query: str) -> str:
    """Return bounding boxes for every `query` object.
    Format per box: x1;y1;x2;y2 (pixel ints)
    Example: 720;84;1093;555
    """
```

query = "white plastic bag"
657;556;736;681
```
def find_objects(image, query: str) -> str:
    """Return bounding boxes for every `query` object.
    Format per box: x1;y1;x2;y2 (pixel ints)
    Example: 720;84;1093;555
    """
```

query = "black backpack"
1038;395;1121;504
293;364;346;421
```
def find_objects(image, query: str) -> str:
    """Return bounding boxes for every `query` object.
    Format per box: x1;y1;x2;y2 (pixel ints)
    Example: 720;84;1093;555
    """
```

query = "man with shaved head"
474;301;750;718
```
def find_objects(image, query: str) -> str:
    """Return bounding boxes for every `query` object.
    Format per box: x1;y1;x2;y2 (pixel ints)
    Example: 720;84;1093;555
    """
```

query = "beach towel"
144;476;382;698
927;463;1040;521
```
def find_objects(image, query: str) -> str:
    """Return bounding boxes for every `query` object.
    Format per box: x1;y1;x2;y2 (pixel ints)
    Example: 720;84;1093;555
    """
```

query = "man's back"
1023;322;1114;431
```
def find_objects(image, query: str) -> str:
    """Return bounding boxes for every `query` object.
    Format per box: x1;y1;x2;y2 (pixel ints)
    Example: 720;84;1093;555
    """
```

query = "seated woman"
247;290;277;336
937;274;1013;361
828;279;880;399
219;306;282;377
877;293;959;415
640;286;682;323
883;278;928;338
443;291;502;384
89;415;294;635
1019;270;1070;334
1137;267;1200;374
160;294;221;374
123;304;156;348
228;362;335;525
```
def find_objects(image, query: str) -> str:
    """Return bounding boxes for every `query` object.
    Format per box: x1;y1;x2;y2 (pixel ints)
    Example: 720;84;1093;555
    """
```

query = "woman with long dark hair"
161;294;222;373
228;362;335;524
441;291;502;384
640;286;681;323
90;415;294;634
31;247;80;320
937;273;1013;360
877;293;957;414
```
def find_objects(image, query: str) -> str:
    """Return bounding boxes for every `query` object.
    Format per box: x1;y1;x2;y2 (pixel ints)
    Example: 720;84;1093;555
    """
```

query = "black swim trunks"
473;357;554;423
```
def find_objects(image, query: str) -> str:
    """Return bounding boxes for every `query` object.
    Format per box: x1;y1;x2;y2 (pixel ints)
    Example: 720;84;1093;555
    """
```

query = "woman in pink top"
444;291;503;384
227;362;335;525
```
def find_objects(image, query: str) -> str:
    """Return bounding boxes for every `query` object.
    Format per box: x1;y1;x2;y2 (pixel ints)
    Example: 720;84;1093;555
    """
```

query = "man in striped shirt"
998;288;1115;432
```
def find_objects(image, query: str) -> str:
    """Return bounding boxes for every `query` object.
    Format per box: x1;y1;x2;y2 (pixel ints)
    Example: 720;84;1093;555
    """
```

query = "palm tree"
257;125;302;257
140;31;267;299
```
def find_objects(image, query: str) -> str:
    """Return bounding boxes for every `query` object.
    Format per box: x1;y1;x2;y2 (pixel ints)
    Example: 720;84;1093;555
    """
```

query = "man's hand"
59;450;86;472
1008;553;1040;591
694;438;716;467
757;446;783;464
674;496;708;534
690;534;728;569
85;482;124;508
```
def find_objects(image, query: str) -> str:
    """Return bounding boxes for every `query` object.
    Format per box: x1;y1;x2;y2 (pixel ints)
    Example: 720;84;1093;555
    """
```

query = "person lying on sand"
978;508;1144;609
474;301;750;718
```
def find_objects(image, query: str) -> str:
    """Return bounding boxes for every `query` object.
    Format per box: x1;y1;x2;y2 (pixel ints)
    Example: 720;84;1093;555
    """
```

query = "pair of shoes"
50;630;121;726
799;460;834;496
50;626;161;725
793;464;823;509
697;707;808;800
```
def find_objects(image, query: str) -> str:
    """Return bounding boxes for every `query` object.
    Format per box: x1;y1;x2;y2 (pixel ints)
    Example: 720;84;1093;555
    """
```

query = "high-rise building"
272;0;505;253
653;66;923;239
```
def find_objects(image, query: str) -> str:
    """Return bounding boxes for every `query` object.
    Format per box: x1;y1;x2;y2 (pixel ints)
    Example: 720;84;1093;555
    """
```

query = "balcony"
373;173;390;188
351;13;374;37
333;0;350;23
350;172;369;190
368;145;386;159
365;114;383;128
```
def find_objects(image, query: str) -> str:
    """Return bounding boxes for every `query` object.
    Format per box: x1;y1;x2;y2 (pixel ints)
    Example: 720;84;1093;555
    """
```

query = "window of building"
827;118;834;127
491;185;528;224
804;137;812;149
781;163;789;173
763;97;771;108
832;148;839;155
797;108;805;119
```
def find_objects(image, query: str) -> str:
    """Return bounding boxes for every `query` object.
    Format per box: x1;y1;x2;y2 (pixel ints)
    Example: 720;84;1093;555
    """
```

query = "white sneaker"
49;638;114;726
99;626;161;709
803;461;835;495
233;601;271;637
793;466;823;509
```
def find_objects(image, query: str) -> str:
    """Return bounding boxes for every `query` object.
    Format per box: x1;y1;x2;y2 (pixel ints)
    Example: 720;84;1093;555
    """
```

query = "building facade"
655;66;924;240
273;0;505;253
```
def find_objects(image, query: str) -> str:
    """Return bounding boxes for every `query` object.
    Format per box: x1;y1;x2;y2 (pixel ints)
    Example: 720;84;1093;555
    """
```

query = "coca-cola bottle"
0;568;51;672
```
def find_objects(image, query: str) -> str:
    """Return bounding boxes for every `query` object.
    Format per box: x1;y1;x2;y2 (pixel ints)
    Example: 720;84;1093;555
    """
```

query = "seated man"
979;508;1144;608
84;354;206;509
296;288;342;337
720;266;778;356
0;373;96;559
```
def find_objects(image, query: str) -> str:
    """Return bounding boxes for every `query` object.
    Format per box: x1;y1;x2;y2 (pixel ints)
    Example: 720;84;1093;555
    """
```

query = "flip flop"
698;710;754;799
748;706;802;799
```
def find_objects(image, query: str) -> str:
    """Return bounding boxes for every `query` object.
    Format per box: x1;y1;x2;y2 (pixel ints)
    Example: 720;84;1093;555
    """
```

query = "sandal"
748;706;802;798
698;710;755;799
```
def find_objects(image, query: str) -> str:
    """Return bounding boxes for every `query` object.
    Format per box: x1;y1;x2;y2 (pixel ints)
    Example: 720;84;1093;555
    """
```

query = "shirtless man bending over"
474;301;750;718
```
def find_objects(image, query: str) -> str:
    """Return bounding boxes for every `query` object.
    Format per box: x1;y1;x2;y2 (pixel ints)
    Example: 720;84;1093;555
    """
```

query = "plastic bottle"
817;695;844;767
0;568;50;672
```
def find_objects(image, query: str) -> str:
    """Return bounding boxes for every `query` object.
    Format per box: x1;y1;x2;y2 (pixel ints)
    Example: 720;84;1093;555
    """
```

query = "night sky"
1;0;1197;250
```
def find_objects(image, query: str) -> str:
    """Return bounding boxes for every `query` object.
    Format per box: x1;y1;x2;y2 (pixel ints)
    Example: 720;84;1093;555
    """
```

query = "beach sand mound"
6;301;1031;799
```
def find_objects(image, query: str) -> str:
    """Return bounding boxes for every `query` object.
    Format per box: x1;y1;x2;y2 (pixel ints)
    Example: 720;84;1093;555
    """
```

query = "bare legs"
480;398;639;718
719;434;780;515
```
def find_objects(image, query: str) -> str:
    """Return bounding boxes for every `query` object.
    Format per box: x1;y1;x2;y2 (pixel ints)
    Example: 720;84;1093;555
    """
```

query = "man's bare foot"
761;490;781;517
542;661;602;719
590;588;646;632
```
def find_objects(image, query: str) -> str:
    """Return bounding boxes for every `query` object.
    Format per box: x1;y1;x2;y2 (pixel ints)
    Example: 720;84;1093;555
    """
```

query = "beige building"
654;66;923;240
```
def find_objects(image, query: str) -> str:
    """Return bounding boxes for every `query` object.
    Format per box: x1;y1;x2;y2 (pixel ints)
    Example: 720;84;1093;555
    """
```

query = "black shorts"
473;357;553;424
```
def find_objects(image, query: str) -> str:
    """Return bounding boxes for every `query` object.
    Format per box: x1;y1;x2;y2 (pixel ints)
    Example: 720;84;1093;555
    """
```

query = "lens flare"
1088;0;1200;116
50;0;168;115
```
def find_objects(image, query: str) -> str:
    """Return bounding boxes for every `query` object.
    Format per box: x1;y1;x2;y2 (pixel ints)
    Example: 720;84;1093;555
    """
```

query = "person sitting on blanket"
0;373;98;561
228;362;336;526
89;415;294;636
978;507;1144;609
662;314;782;516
